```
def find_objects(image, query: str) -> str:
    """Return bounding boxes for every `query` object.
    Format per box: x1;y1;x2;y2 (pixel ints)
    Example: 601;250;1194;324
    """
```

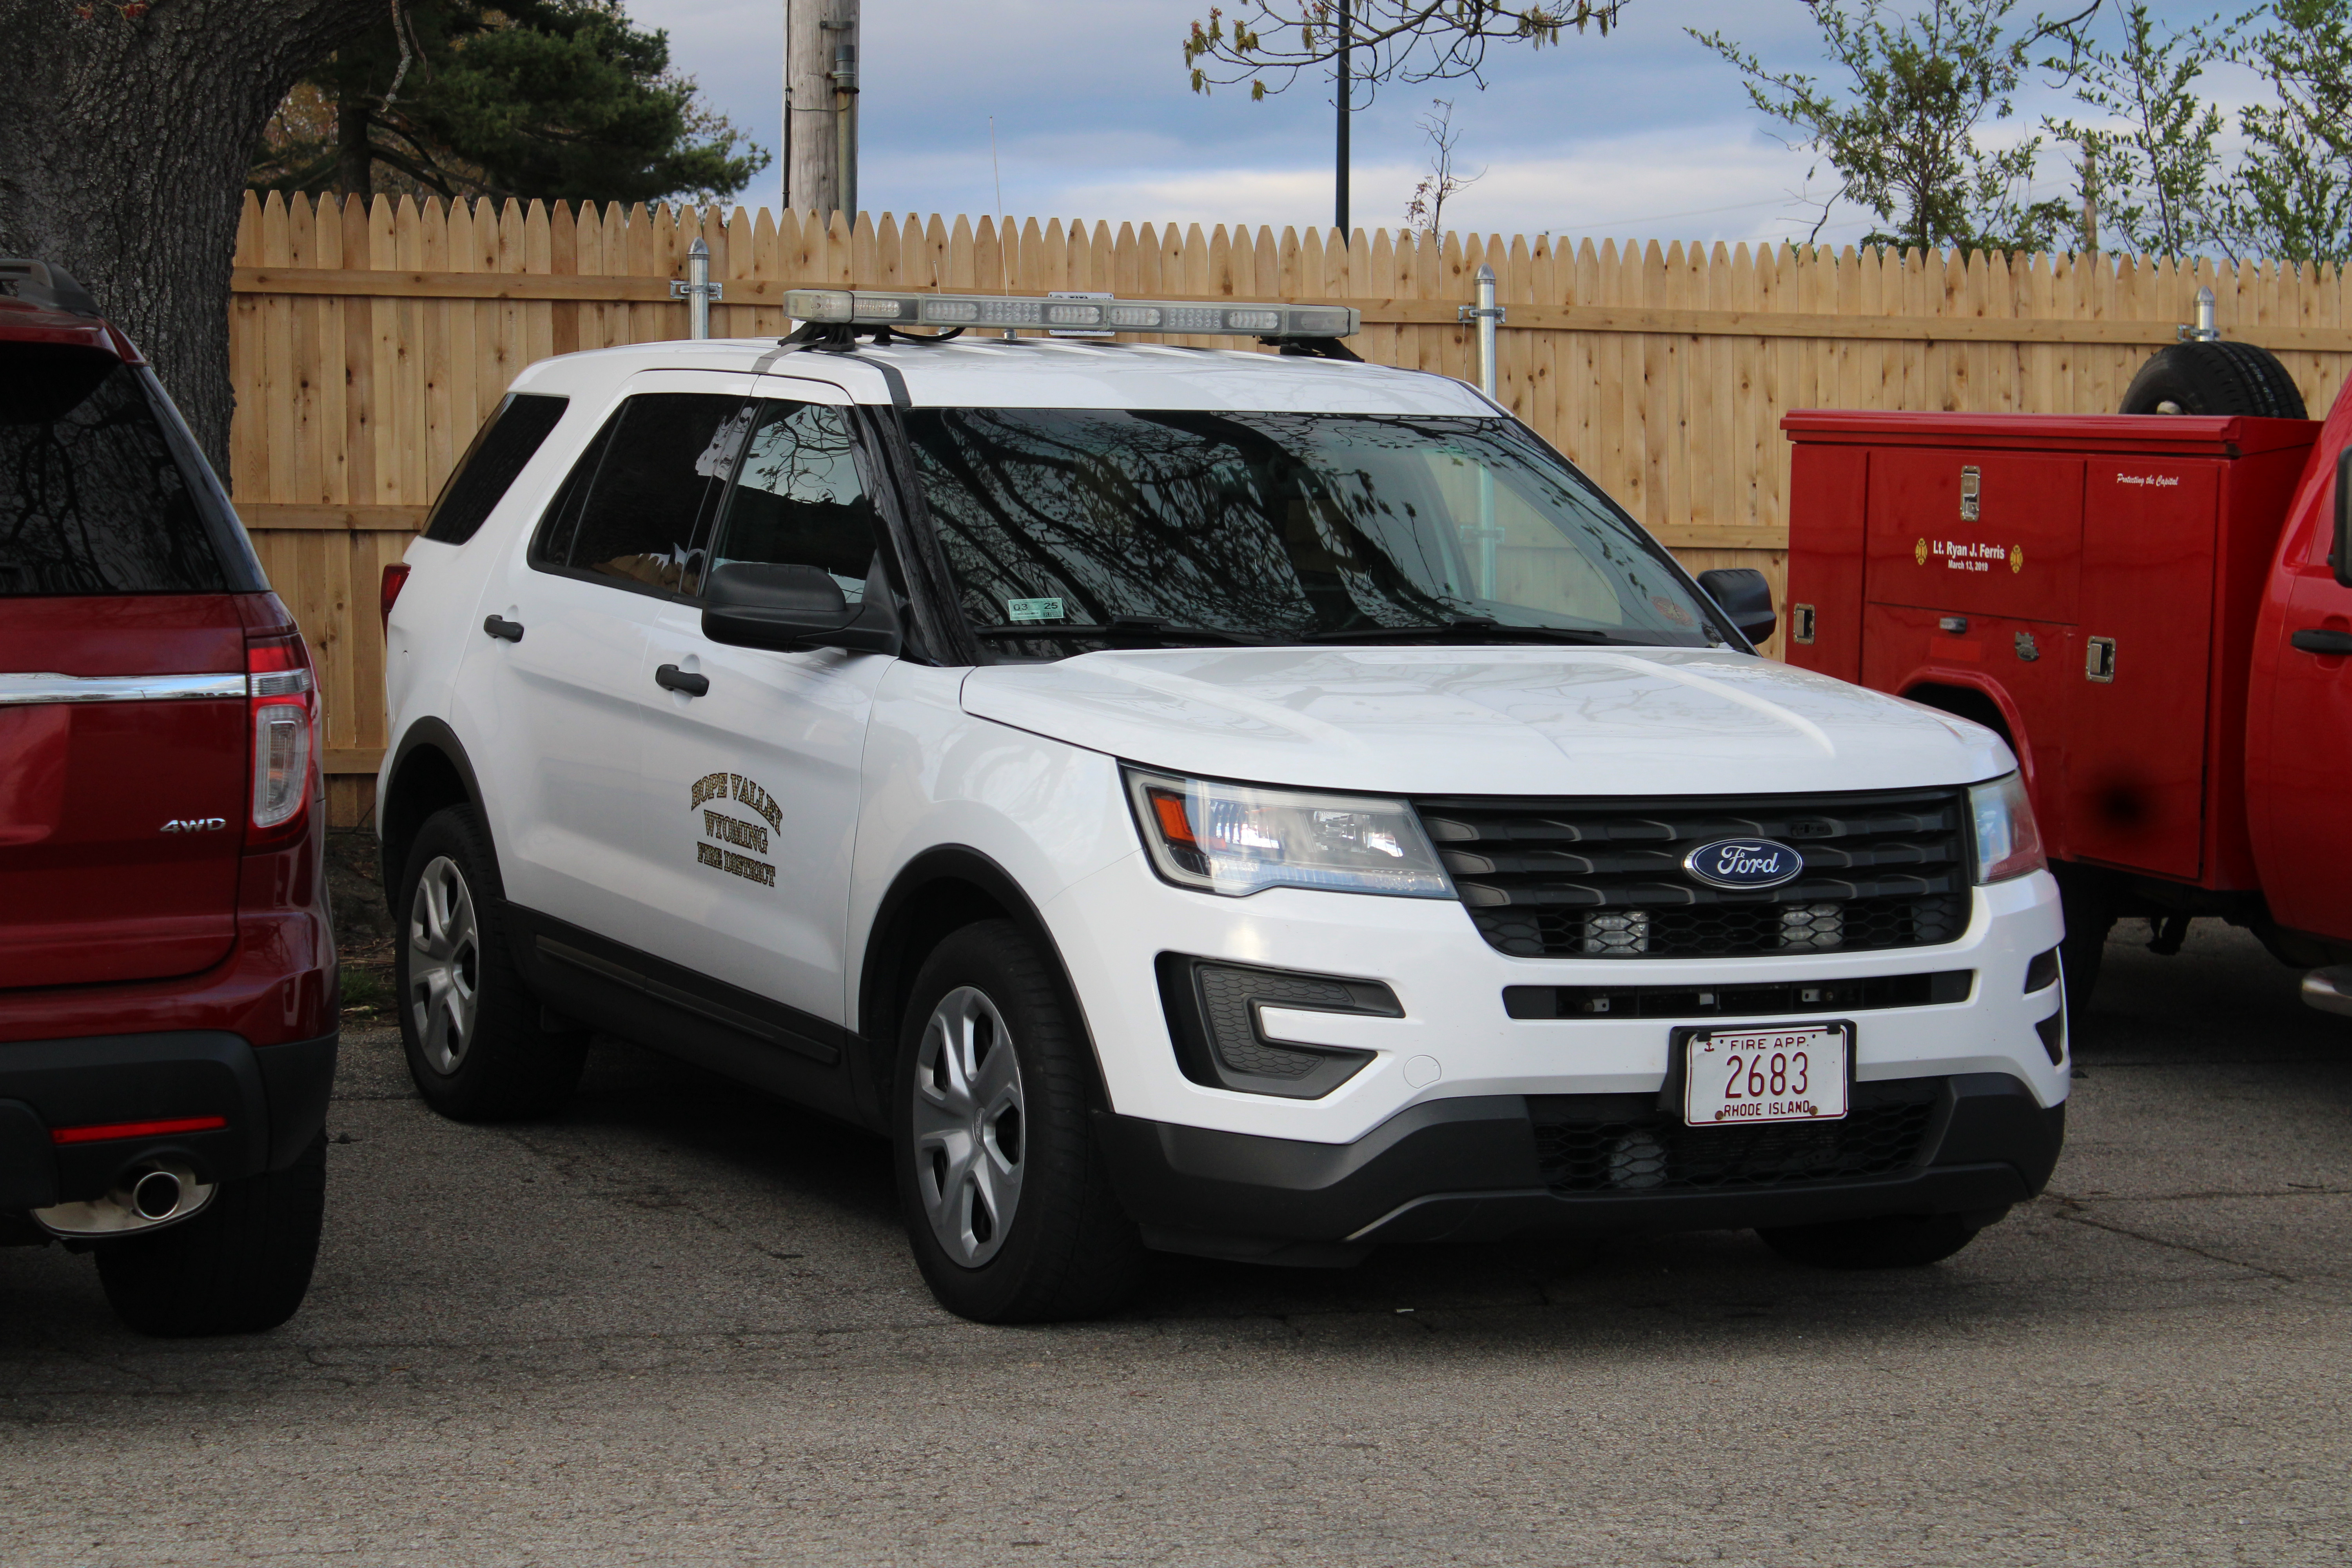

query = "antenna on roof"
989;116;1014;336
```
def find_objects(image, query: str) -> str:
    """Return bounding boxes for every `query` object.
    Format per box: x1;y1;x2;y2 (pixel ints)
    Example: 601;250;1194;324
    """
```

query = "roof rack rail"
0;259;101;318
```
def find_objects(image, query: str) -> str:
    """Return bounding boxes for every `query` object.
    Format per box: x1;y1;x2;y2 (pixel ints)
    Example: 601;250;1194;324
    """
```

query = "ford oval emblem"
1683;838;1805;890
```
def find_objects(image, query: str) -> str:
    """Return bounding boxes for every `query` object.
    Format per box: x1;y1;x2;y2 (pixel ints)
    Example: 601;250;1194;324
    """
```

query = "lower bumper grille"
1530;1083;1940;1196
1474;891;1971;962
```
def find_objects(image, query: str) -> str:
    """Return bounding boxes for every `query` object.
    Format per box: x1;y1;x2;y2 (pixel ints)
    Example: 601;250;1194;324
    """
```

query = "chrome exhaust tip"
32;1160;215;1239
2302;966;2352;1019
130;1167;184;1221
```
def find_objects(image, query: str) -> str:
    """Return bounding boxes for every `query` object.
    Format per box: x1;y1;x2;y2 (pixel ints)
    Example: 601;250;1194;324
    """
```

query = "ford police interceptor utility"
376;290;2068;1322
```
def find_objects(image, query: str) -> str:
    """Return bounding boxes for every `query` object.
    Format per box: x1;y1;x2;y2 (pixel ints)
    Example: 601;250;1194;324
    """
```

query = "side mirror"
1696;566;1777;646
2334;447;2352;588
701;561;902;655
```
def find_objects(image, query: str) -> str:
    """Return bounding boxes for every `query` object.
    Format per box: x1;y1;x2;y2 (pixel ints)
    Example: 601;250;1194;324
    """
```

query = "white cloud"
628;0;2234;249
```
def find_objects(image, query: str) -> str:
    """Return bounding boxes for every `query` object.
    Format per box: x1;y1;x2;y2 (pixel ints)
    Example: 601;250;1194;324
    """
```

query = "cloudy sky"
627;0;2247;248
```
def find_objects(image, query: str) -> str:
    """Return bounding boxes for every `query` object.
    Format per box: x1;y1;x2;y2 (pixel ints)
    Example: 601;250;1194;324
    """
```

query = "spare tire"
2120;339;2307;418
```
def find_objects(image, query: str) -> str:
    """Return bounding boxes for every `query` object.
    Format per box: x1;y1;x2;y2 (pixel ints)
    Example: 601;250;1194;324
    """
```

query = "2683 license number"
1682;1023;1850;1126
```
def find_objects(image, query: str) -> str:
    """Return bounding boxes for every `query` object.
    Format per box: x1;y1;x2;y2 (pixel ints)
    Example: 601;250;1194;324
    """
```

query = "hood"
959;646;2011;797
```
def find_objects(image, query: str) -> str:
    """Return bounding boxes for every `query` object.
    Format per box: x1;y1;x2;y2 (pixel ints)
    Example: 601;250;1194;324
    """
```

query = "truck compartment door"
2067;460;2220;882
1786;444;1867;683
1860;602;2076;851
1864;450;2085;624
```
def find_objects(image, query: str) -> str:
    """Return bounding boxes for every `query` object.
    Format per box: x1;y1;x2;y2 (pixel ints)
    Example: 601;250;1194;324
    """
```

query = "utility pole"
1334;0;1351;234
784;0;858;221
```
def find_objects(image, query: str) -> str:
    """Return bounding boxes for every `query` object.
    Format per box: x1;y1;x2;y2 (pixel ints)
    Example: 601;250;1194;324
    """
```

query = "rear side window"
530;393;749;597
0;343;226;595
423;392;568;544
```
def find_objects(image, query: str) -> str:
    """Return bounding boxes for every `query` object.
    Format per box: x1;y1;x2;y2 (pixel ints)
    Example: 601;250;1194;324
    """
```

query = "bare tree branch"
1404;98;1485;232
1182;0;1629;101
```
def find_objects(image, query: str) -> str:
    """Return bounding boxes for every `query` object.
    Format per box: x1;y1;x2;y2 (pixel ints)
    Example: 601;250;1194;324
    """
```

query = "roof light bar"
784;288;1359;340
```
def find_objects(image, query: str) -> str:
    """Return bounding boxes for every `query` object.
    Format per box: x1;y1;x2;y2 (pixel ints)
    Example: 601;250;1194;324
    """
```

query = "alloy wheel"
407;854;481;1075
911;985;1027;1267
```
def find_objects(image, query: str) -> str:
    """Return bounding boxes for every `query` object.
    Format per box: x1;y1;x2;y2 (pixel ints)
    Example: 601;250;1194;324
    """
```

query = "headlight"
1967;772;2045;884
1123;768;1455;898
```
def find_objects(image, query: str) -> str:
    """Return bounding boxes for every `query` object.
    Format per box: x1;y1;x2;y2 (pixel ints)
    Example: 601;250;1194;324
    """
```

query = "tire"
2120;340;2307;418
892;920;1145;1323
95;1135;327;1336
394;804;585;1120
2053;862;2115;1019
1757;1210;1985;1269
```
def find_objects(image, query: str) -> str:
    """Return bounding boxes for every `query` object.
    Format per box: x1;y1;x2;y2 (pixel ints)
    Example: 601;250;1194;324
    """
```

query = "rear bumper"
0;1029;337;1209
1097;1071;2063;1264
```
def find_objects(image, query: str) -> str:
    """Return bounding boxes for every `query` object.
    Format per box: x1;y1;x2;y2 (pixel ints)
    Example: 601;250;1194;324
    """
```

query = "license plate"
1682;1023;1850;1127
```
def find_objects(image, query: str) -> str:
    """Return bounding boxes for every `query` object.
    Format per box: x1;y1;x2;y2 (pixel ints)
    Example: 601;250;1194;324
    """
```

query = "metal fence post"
1458;262;1507;595
2178;284;2219;343
1459;262;1504;399
671;236;722;339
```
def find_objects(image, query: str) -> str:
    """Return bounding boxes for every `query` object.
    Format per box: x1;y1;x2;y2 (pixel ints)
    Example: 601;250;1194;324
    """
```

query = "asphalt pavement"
4;919;2348;1566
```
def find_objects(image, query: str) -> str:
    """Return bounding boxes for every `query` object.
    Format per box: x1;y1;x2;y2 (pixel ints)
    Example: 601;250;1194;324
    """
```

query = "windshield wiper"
1298;618;1631;647
973;615;1267;647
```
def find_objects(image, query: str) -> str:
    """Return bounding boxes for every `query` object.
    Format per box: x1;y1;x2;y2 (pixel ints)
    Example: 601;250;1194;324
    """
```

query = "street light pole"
1334;0;1351;234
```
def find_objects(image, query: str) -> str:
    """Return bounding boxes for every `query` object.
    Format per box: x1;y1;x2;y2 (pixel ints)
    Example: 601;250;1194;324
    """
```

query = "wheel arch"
856;845;1111;1124
379;717;491;896
1901;677;2026;769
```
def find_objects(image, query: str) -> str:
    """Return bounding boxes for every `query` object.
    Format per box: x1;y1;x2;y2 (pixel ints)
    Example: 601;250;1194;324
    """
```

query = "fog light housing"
1155;955;1398;1099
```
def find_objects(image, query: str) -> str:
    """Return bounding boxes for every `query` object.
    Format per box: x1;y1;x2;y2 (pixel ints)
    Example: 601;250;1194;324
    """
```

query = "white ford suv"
377;290;2067;1322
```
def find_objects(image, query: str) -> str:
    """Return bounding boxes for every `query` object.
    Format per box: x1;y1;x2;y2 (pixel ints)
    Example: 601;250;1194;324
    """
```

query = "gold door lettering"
690;771;779;888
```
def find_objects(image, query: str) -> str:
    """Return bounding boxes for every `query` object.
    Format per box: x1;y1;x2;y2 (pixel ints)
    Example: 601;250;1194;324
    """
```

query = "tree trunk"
338;94;374;202
0;0;381;479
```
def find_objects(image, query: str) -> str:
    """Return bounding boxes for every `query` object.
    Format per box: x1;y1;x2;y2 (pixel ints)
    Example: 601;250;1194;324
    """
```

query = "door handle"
655;663;709;697
482;615;525;643
2290;628;2352;655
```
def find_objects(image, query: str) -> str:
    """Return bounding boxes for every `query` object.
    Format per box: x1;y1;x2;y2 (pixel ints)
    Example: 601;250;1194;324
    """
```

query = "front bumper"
1045;853;2068;1145
0;1029;337;1209
1097;1071;2063;1262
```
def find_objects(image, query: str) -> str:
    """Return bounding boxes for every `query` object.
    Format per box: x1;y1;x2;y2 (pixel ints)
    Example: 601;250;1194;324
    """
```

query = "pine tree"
250;0;767;207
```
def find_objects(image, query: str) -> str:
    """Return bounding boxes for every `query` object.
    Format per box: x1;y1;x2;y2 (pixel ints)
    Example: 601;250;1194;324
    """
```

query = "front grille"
1529;1081;1941;1195
1416;788;1970;960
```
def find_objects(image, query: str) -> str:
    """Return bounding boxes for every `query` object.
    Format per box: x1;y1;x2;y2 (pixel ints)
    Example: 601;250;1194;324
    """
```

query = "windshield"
900;408;1720;652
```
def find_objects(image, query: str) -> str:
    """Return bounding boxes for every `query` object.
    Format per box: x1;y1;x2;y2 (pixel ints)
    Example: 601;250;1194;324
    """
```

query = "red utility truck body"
1784;393;2352;987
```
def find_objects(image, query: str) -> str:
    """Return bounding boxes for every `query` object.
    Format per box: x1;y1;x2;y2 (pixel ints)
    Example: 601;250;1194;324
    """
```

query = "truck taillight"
247;632;318;842
381;563;410;630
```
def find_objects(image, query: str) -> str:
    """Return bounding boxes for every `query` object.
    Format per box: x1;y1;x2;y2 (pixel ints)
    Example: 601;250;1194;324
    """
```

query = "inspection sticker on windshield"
1007;597;1066;623
1683;1023;1849;1127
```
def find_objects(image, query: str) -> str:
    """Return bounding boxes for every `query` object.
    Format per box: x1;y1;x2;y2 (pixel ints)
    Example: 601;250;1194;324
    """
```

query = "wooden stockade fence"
224;191;2352;826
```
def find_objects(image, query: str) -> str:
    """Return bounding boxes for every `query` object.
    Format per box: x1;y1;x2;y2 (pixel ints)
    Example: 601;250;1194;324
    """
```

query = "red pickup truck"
1784;340;2352;1014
